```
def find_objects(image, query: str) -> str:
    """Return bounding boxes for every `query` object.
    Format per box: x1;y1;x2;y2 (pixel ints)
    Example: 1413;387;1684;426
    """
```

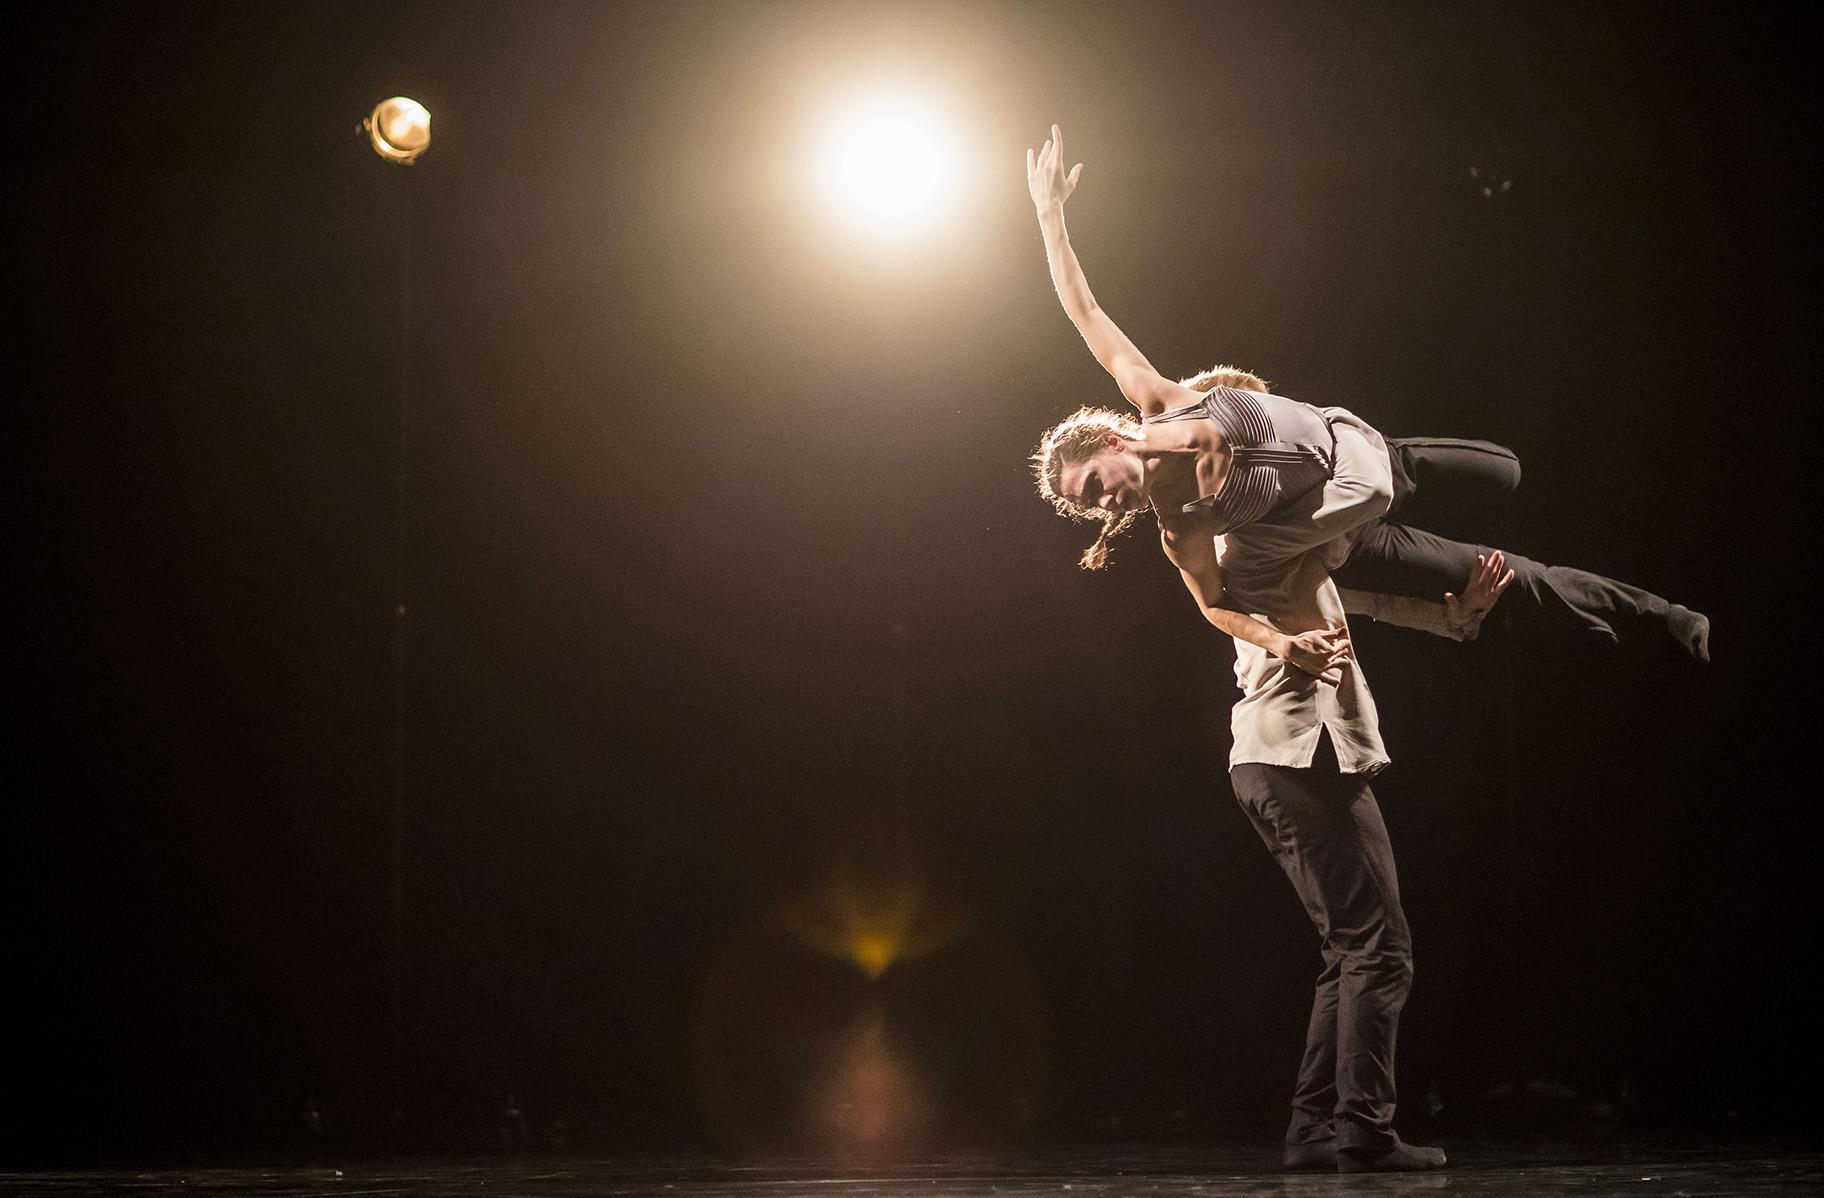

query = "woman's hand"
1026;123;1083;211
1444;550;1516;633
1283;627;1352;685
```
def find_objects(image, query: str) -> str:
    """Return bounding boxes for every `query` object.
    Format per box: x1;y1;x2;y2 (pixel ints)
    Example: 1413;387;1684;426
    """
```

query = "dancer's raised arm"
1028;125;1197;419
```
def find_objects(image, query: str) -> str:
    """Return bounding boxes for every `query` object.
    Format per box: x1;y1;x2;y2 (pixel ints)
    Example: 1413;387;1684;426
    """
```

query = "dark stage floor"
4;1143;1821;1197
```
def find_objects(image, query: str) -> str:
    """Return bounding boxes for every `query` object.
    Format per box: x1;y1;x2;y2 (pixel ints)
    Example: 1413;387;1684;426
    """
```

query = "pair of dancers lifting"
1022;124;1706;1174
1025;127;1709;674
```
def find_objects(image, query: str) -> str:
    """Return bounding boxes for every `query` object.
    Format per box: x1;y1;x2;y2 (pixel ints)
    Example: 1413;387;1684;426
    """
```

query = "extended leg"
1335;521;1710;661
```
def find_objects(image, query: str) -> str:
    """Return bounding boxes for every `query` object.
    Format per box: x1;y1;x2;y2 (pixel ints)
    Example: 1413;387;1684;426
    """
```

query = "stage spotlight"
365;96;431;164
825;103;954;228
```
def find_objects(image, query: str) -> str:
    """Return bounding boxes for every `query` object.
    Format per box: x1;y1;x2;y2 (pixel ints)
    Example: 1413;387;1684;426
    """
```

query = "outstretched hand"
1444;550;1516;633
1026;123;1083;210
1284;627;1352;687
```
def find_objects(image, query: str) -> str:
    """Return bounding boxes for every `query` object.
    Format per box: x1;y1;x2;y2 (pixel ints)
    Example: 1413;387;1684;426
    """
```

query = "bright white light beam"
824;103;955;230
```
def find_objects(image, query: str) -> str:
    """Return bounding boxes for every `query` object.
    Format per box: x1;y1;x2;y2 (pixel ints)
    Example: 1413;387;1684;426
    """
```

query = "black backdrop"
16;0;1815;1162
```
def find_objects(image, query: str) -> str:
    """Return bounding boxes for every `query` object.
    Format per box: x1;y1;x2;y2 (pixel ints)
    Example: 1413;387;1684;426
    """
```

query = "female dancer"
1026;126;1709;667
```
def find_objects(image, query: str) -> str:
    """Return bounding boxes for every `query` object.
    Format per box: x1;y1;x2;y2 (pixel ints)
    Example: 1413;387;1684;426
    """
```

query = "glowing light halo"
365;96;431;164
775;868;965;979
823;100;956;229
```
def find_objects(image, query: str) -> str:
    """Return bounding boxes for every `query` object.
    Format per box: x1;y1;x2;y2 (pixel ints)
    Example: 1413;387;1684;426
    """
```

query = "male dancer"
1209;491;1494;1172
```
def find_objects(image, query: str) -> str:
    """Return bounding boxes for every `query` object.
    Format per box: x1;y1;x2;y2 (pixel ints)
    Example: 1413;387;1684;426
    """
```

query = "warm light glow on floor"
824;102;955;229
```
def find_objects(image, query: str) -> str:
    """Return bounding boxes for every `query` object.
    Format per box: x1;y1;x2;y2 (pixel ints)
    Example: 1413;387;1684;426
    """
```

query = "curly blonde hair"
1031;406;1145;570
1031;365;1271;570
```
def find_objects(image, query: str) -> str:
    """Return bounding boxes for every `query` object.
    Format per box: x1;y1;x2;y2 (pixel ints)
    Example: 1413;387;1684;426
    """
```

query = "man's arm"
1338;590;1475;641
1340;550;1516;641
1027;126;1199;418
1161;524;1350;681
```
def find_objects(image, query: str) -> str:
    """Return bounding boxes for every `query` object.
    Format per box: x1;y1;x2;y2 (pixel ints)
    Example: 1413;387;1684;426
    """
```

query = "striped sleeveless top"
1147;386;1339;534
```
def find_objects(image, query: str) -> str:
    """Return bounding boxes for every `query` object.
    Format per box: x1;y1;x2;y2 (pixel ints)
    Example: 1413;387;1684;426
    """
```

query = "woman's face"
1058;442;1146;514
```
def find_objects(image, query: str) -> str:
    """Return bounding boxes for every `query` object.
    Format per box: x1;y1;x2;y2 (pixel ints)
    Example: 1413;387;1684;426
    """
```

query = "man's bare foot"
1338;1137;1447;1172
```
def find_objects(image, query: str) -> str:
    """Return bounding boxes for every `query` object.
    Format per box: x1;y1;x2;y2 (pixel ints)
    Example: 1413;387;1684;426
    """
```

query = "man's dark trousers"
1229;734;1413;1153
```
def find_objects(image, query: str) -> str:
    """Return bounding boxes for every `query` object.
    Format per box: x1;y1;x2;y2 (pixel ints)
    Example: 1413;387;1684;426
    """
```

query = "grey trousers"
1230;739;1413;1152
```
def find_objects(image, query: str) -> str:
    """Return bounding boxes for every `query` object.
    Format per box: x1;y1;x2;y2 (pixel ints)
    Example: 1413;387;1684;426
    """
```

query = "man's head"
1179;364;1271;394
